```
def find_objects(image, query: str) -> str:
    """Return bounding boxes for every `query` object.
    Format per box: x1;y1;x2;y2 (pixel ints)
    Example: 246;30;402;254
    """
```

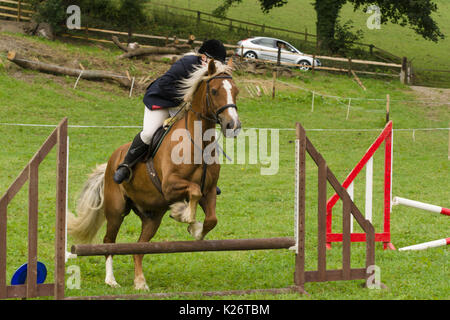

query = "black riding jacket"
143;54;201;110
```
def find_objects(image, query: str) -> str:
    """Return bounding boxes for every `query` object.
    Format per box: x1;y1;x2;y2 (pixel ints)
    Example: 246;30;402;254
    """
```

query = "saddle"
142;124;170;195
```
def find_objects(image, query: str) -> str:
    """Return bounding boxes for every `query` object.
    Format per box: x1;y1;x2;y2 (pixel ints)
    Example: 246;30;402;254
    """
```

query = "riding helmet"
198;39;227;63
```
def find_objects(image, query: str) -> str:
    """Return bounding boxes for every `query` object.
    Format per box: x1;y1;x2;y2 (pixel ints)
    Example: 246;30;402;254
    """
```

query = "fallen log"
111;35;191;59
111;35;130;52
7;51;140;89
118;46;186;59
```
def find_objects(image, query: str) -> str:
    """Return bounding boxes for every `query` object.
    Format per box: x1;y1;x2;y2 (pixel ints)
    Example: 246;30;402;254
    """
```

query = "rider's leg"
113;107;169;184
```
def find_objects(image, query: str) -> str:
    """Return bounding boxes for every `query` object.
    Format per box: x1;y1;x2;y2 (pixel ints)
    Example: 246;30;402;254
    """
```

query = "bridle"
183;73;238;195
188;74;238;124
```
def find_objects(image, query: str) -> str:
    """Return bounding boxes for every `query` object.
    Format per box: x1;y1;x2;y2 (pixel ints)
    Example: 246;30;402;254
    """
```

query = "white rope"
0;122;448;132
277;79;450;105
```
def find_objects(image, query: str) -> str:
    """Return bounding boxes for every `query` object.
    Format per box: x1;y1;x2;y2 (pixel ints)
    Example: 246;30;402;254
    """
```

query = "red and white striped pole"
399;237;450;251
392;197;450;216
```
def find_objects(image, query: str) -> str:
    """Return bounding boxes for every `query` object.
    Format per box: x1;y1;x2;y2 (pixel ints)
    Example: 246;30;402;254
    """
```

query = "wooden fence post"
17;0;22;22
400;57;408;84
277;47;281;66
272;70;277;99
348;57;352;77
312;54;316;74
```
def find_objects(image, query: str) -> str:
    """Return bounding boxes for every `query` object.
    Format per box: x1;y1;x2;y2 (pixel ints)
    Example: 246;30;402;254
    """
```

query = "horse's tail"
67;163;107;244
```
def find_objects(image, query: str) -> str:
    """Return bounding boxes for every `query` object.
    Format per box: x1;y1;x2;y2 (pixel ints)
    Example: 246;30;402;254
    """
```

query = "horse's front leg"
162;177;202;225
195;186;218;240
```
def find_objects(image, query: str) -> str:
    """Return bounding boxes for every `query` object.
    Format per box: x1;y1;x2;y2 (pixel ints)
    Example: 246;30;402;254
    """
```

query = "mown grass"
0;34;448;300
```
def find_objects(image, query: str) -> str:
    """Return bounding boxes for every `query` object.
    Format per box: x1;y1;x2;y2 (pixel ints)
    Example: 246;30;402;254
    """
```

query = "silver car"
236;37;321;70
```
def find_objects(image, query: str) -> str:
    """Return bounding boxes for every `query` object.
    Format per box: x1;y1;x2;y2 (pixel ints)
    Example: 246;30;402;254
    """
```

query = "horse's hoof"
134;282;149;291
105;279;121;288
188;222;204;240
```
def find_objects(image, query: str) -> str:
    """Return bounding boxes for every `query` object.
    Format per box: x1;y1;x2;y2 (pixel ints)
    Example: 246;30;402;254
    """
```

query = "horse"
67;58;241;290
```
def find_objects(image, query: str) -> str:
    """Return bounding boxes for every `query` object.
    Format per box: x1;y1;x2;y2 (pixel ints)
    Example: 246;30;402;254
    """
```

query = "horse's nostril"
226;120;234;130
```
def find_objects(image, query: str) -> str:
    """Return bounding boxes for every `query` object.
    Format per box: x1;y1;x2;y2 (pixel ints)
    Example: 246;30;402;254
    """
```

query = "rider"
113;39;227;185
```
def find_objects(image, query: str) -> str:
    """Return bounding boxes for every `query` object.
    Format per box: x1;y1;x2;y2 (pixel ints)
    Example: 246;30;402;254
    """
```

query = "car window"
286;44;297;53
258;39;276;48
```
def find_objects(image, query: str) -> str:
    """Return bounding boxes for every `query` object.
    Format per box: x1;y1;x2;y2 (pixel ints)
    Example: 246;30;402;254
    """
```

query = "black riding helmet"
198;39;227;63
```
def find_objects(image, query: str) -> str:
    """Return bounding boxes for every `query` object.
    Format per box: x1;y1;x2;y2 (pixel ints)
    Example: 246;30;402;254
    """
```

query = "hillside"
155;0;450;72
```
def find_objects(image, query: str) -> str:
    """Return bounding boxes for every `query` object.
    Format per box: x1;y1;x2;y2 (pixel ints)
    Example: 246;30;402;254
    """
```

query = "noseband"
199;74;238;124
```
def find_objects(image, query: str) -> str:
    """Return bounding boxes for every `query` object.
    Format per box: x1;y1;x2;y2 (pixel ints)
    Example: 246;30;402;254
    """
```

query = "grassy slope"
0;33;449;300
160;0;450;70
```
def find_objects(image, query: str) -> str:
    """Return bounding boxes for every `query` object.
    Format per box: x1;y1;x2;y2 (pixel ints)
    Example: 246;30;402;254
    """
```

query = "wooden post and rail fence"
0;0;446;87
0;118;378;299
0;0;32;21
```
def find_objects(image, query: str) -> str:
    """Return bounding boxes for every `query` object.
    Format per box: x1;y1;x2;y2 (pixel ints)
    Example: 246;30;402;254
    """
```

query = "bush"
330;19;364;55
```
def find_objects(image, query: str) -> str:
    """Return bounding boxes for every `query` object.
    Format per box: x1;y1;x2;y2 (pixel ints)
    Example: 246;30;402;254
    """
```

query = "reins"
184;73;237;194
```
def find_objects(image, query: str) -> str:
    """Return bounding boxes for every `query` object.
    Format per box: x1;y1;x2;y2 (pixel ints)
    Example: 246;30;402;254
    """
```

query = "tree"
214;0;444;53
117;0;147;44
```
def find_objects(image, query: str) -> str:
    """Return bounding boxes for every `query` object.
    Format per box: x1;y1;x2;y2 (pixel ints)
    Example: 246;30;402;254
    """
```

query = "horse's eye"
211;88;217;95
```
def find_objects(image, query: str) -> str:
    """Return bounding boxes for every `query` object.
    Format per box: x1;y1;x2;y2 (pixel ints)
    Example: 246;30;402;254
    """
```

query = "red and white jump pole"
326;121;395;250
392;197;450;216
399;237;450;251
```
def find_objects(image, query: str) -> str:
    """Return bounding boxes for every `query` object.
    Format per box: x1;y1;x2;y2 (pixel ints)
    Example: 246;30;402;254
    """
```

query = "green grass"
0;34;449;300
157;0;450;71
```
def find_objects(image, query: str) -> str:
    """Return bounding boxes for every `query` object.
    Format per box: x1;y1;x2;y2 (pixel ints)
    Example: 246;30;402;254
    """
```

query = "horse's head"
204;59;241;138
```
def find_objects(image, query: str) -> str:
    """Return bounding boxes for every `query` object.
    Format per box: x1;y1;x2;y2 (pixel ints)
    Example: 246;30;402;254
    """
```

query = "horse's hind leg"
133;211;164;290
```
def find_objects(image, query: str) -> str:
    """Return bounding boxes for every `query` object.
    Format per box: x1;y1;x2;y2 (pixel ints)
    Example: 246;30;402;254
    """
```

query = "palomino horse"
68;58;241;290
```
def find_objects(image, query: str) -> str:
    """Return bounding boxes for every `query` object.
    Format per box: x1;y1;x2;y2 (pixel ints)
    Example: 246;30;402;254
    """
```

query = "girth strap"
145;158;163;195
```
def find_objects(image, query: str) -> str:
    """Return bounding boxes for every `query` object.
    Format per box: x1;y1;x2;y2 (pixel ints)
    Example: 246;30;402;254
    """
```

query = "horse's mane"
178;58;232;103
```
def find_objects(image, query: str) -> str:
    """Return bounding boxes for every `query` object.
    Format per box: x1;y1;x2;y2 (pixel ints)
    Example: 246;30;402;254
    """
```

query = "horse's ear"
227;57;233;69
208;59;216;75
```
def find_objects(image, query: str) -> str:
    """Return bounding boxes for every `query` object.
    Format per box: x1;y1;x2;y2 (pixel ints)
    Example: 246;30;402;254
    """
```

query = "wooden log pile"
112;35;194;61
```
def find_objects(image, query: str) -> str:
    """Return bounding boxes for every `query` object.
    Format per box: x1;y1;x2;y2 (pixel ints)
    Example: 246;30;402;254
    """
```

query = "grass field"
155;0;450;71
0;33;449;300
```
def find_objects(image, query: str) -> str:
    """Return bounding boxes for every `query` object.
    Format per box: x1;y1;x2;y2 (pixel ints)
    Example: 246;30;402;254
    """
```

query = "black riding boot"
113;133;149;184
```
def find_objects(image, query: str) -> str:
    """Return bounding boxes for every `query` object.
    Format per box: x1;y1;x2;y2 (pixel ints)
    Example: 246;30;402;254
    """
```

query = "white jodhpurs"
140;107;178;145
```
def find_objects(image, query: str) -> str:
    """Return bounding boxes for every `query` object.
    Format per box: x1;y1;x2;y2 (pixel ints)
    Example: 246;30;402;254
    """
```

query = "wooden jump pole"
72;237;295;256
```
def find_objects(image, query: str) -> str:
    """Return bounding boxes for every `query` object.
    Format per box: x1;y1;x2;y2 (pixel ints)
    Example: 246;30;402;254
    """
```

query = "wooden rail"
295;122;376;287
0;118;67;300
72;237;295;256
0;0;33;21
147;1;401;62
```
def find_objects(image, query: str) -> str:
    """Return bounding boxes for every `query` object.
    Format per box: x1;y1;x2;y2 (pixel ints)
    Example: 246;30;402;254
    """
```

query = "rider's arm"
157;55;200;103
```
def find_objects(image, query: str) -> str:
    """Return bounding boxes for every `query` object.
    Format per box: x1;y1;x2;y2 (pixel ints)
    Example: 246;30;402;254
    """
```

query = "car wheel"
298;60;312;71
244;51;258;59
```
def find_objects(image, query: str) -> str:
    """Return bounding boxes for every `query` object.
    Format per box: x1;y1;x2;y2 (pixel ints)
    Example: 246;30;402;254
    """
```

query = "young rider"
113;39;227;185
